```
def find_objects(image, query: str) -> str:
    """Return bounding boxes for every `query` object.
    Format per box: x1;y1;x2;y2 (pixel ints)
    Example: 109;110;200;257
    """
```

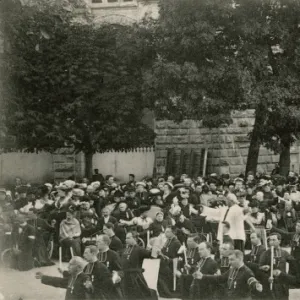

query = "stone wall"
91;0;159;24
155;110;287;177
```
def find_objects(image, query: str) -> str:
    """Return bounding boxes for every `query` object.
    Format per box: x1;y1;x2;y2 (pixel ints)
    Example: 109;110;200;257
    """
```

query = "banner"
143;258;160;291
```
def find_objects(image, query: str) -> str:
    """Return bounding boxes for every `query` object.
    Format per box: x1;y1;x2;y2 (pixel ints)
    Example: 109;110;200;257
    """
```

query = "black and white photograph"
1;0;300;299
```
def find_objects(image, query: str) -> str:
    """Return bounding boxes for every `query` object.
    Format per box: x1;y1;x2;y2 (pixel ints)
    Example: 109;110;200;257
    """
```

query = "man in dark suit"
36;256;88;300
83;245;112;299
196;250;263;300
11;214;35;271
189;242;218;300
103;222;123;254
97;208;117;230
157;225;181;298
245;231;266;272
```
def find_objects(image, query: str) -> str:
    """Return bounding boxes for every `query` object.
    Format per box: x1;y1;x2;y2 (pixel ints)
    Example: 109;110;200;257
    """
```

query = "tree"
0;0;155;178
139;0;300;176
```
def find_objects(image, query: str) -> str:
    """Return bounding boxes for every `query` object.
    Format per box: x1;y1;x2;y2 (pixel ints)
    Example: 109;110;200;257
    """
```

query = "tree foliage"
0;0;155;160
139;0;300;175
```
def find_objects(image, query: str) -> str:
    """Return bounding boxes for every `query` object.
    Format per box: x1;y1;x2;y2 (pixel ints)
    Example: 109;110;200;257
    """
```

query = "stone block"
211;158;220;166
156;121;168;129
229;157;244;165
271;155;279;163
219;149;228;158
171;135;189;144
227;149;238;157
166;129;189;136
190;135;203;144
237;142;250;149
226;127;244;135
234;135;250;143
201;128;210;135
180;120;194;129
231;109;255;118
156;136;172;144
189;128;202;135
167;122;180;129
230;165;244;174
224;136;233;143
211;135;221;143
156;129;169;136
238;120;249;127
219;159;230;166
218;128;228;134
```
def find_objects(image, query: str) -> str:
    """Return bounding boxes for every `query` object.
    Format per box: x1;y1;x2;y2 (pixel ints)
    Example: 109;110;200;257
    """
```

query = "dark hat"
248;200;259;208
16;186;28;194
114;190;124;197
139;205;150;214
127;186;136;193
221;174;230;180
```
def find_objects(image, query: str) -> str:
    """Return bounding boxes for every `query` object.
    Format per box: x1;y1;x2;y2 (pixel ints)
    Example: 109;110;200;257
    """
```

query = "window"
107;0;118;2
92;0;103;2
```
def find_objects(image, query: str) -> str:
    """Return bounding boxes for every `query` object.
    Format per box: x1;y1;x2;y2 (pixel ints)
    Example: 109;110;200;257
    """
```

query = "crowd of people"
1;169;300;300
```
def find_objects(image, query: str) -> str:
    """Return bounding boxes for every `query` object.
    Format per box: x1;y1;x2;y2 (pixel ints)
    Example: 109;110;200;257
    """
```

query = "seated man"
59;208;81;259
36;256;88;300
11;214;35;271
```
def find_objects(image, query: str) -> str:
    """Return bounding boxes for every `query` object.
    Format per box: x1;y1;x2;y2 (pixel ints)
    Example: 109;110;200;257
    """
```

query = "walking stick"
59;247;62;269
183;242;188;265
173;258;178;291
70;247;74;258
270;246;274;291
147;230;151;249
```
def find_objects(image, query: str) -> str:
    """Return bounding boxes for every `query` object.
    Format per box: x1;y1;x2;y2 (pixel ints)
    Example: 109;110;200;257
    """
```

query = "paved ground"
0;261;300;300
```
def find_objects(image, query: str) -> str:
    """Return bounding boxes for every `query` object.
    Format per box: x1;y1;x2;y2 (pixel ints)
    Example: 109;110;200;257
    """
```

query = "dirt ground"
0;261;299;300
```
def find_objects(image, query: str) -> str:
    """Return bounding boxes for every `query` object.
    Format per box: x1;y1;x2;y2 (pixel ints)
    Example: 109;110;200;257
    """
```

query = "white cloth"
132;217;153;230
217;204;246;241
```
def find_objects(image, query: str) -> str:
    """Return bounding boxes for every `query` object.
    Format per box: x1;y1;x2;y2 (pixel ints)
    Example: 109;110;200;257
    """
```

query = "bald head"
227;193;238;206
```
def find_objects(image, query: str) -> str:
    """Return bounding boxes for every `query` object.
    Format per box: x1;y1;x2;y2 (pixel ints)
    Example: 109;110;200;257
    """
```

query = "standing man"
11;214;35;271
83;245;112;300
259;233;295;300
271;219;300;277
177;235;201;299
195;250;263;300
246;232;266;272
103;222;123;254
218;193;255;251
217;242;234;274
96;234;123;299
157;226;181;298
189;242;218;300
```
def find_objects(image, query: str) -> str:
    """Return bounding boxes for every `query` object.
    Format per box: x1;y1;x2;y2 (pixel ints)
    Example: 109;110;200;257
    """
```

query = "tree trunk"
245;113;262;176
84;152;93;180
279;143;290;177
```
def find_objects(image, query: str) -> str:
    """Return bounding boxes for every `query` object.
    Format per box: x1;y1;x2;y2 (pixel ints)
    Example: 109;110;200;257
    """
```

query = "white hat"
45;183;53;189
136;182;146;188
64;180;76;189
72;188;85;197
91;181;101;189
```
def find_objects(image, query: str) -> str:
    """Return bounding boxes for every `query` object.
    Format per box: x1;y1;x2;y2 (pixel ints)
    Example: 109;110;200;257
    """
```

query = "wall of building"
0;148;155;186
92;147;155;181
0;152;53;185
155;110;300;177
